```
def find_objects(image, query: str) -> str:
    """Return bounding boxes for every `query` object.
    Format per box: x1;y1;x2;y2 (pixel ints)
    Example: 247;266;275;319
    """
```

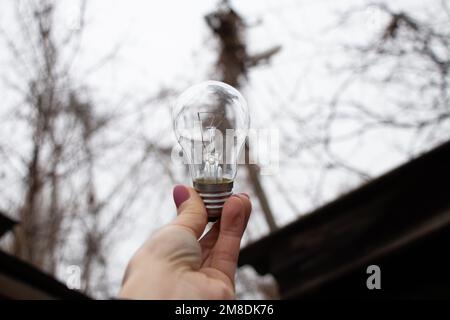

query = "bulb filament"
198;112;225;183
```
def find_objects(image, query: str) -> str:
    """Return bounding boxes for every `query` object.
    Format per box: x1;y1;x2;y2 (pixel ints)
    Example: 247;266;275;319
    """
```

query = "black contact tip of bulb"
193;179;234;222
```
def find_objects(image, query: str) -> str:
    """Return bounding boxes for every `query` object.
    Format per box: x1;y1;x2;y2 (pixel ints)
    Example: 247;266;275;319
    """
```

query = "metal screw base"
193;180;234;222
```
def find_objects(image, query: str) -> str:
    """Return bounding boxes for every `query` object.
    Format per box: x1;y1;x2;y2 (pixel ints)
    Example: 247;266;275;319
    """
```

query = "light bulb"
173;81;250;221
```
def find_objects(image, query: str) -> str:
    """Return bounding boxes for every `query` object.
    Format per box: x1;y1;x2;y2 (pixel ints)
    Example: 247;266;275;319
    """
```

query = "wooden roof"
238;140;450;298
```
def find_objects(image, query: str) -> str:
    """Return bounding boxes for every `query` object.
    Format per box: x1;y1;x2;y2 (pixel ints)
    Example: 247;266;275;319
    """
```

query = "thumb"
171;185;208;239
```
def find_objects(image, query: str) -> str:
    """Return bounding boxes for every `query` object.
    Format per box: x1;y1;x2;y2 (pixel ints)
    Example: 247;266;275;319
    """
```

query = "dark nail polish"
173;185;190;208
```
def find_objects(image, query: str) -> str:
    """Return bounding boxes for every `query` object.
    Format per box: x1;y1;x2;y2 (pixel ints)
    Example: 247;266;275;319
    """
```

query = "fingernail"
240;193;250;199
173;185;190;208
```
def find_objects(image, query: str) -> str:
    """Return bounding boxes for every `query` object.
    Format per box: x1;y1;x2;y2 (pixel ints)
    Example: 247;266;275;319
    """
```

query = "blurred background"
0;0;449;298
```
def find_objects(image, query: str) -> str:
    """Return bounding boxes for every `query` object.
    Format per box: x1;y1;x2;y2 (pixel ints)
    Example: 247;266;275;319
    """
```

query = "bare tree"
333;2;450;154
205;1;281;232
204;1;283;299
0;0;176;296
278;1;450;206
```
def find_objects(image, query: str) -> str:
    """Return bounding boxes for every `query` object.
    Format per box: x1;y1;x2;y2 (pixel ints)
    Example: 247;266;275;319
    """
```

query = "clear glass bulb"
173;81;250;221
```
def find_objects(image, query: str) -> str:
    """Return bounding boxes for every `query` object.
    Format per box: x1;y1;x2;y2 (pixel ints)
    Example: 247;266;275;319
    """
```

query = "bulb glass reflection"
173;81;250;220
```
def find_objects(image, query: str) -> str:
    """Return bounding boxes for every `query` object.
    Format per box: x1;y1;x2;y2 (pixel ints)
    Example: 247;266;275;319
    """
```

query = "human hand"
118;185;252;299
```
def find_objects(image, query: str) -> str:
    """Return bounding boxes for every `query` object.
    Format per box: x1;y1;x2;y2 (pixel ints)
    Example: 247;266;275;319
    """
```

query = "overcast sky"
0;0;441;296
